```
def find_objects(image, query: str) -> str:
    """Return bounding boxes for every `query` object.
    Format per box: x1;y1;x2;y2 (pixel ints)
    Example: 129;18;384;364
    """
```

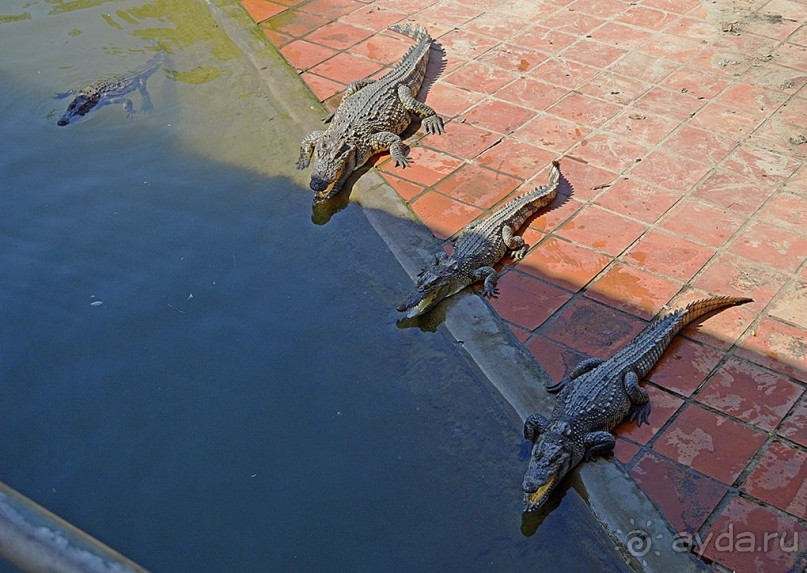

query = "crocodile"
521;295;752;512
296;22;444;200
397;161;561;318
55;52;166;126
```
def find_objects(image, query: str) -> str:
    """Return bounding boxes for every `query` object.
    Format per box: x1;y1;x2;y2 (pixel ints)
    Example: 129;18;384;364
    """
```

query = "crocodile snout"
57;118;69;126
309;176;330;192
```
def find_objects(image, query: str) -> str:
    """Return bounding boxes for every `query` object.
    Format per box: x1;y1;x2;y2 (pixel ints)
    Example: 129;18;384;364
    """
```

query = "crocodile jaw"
522;474;557;512
397;284;449;318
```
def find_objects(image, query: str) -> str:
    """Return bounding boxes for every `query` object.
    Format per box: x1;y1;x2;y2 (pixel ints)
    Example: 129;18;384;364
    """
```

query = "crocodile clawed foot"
511;246;529;260
628;403;652;426
482;285;499;298
296;157;310;170
394;155;411;168
421;115;444;135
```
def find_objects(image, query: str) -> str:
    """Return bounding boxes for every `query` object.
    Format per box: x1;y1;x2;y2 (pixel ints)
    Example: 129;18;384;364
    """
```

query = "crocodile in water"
521;296;752;512
55;52;166;126
296;23;444;200
397;161;561;318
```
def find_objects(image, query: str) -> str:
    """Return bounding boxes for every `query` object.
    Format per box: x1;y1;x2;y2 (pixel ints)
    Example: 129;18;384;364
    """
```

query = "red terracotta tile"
736;317;807;383
779;395;807;448
660;198;745;247
558;205;647;256
742;1;804;40
667;17;721;42
297;0;361;19
531;58;600;90
729;222;807;273
717;82;787;118
421;121;499;160
629;452;728;533
409;191;483;239
568;0;630;17
489;272;573;331
511;26;579;54
749;114;807;156
547;93;623;129
308;52;383;84
261;10;331;42
301;72;345;100
770;281;807;329
653;404;767;483
672;289;757;351
721;145;801;183
339;4;406;30
741;62;807;95
380;173;424;202
526;335;589;382
578;72;652;106
603;109;679;146
639;33;703;64
520;236;611;292
539;10;605;36
509;324;532;343
613;437;641;465
306;21;372;50
589;22;653;50
664;126;737;165
554;159;618;202
609;52;678;83
624;230;714;282
423;82;484;119
616;385;685;444
692;170;775;215
759;190;807;235
629;151;710;193
775;42;807;72
463;100;537;136
642;0;699;13
377;146;462;186
700;496;807;573
588;263;683;319
416;0;483;28
647;337;725;396
436;29;499;61
540;295;648;359
515;114;591;153
528;196;585;233
661;67;730;100
594;179;681;225
568;133;647;173
494;78;568;111
477;44;549;74
242;0;287;22
695;254;788;312
433;164;521;210
351;33;412;64
697;358;803;431
444;62;518;94
560;39;628;68
690;103;762;138
616;6;677;31
634;86;706;121
280;40;339;70
477;139;557;180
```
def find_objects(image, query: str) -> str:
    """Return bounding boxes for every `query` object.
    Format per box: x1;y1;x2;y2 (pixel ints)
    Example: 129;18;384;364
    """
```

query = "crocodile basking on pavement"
55;52;166;126
296;22;444;200
521;295;752;512
397;161;561;318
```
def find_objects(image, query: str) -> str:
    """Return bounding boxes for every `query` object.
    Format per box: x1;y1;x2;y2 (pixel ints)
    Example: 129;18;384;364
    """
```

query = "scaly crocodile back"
614;295;752;378
385;23;433;92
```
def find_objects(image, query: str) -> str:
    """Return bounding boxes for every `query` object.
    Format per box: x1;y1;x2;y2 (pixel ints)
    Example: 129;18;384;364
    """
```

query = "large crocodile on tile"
55;52;166;126
397;161;561;318
296;22;444;200
521;295;752;512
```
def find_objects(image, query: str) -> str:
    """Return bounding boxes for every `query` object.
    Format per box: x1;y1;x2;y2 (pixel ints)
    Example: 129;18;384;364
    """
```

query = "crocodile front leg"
547;357;605;393
623;370;651;426
583;431;615;461
297;130;324;170
473;266;498;297
524;413;549;443
138;80;154;113
502;225;528;259
368;131;409;168
323;78;375;123
396;84;444;135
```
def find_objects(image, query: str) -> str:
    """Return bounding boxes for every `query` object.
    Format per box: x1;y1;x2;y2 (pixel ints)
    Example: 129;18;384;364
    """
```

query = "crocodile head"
397;258;462;318
57;93;101;126
310;137;357;200
522;429;579;512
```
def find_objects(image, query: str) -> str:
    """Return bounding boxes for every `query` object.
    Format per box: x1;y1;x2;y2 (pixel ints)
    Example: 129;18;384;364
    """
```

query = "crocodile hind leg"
473;266;498;297
368;131;409;168
323;78;375;123
138;80;154;113
547;357;605;393
104;96;135;118
583;431;615;461
524;413;549;443
396;85;444;135
502;225;528;260
297;130;324;170
623;370;651;426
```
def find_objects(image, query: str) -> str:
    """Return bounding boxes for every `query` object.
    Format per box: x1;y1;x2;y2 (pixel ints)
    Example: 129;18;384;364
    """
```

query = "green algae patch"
0;11;32;23
165;66;222;85
45;0;123;15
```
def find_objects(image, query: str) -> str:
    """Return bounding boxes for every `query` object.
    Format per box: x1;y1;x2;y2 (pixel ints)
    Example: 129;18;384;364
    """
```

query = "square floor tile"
521;236;611;292
444;62;519;94
380;173;424;202
615;384;685;444
692;170;775;215
693;254;788;312
298;0;361;18
553;160;618;202
280;40;339;71
477;139;557;180
377;146;462;186
623;230;714;282
494;78;568;111
301;72;345;100
587;262;683;319
477;44;549;74
646;337;725;396
308;52;382;84
531;57;600;90
736;317;807;382
653;404;767;483
489;271;573;331
526;334;589;382
568;133;647;173
559;39;628;68
634;86;706;120
661;66;729;99
242;0;287;23
613;437;642;465
434;164;521;209
511;26;578;54
728;222;807;273
540;10;605;37
720;144;801;183
351;33;413;64
609;52;679;83
423;82;484;119
528;195;585;233
579;72;653;106
340;4;407;30
663;125;737;165
421;121;500;160
557;205;647;256
594;179;682;223
409;191;483;239
759;190;807;236
590;21;654;48
463;100;538;136
306;20;373;50
639;33;704;63
659;198;745;247
769;280;807;329
617;7;677;31
547;92;623;129
779;395;807;448
629;151;710;193
515;113;591;153
603;109;679;146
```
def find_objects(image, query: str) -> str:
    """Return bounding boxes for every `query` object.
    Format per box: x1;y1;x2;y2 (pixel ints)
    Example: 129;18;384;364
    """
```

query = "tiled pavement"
240;0;806;570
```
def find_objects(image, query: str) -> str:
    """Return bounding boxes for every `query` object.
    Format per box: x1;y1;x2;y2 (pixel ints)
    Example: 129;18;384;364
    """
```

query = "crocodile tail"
388;22;431;44
672;295;752;335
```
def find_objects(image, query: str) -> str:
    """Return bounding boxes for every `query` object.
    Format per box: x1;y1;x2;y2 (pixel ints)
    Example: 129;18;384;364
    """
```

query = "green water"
0;1;629;571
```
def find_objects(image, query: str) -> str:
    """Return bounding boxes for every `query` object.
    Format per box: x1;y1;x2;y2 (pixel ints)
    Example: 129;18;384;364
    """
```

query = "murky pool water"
0;1;629;571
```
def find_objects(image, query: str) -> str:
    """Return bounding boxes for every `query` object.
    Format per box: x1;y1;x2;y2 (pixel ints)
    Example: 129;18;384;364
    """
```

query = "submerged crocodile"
55;52;166;126
296;23;444;200
397;161;561;318
521;295;752;512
